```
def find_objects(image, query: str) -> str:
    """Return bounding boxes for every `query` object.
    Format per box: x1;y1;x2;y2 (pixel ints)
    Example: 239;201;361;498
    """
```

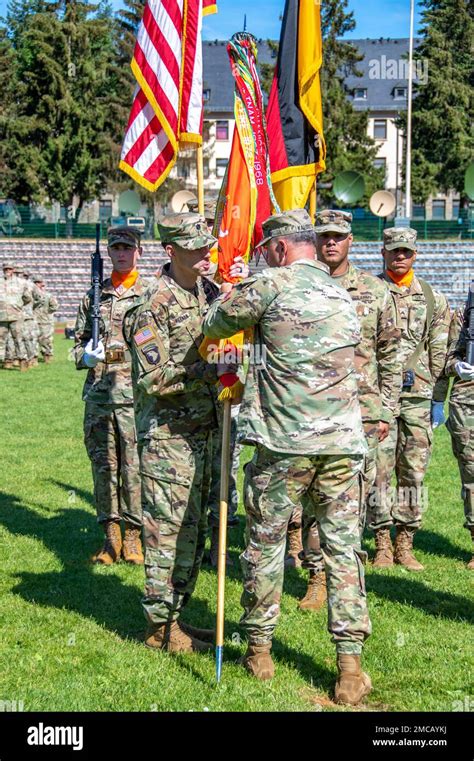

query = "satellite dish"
465;163;474;201
118;189;141;215
333;171;366;205
171;190;197;213
370;190;396;218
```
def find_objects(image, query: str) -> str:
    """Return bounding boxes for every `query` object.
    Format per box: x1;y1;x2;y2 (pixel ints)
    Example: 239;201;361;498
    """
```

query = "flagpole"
215;398;232;683
405;0;415;219
309;184;317;223
197;144;205;215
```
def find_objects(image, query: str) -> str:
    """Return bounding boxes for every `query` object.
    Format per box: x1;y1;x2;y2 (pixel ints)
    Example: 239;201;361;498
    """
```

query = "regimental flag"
120;0;217;192
202;0;217;14
267;0;326;211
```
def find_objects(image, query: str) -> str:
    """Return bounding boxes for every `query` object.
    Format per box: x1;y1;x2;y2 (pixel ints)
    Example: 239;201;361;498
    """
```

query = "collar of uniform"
158;263;205;308
291;258;330;274
100;274;145;298
335;261;359;290
380;270;422;295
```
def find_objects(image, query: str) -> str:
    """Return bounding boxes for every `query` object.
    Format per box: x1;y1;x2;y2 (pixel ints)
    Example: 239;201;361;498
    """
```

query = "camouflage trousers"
0;320;27;362
23;318;39;360
140;431;212;626
206;404;241;528
83;402;142;527
369;398;432;531
301;425;379;573
241;445;371;654
446;402;474;531
37;322;55;357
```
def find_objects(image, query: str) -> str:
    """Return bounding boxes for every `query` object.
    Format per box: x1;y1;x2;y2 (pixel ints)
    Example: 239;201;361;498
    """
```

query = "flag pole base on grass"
215;645;223;683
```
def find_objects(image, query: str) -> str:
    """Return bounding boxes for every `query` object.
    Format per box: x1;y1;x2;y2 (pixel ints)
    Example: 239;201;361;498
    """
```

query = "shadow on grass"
415;528;472;564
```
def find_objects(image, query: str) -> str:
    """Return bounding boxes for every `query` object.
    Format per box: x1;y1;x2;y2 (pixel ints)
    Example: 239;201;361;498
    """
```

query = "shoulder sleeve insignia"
141;344;161;365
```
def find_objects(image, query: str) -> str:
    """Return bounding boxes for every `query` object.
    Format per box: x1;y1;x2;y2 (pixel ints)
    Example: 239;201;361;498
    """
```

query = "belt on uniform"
105;349;126;364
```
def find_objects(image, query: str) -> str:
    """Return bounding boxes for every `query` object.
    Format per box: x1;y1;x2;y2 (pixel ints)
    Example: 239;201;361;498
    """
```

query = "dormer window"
354;88;367;100
394;87;407;99
203;88;211;102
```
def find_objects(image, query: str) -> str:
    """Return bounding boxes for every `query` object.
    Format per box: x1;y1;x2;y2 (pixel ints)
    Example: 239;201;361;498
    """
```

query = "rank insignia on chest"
142;344;161;365
134;327;155;346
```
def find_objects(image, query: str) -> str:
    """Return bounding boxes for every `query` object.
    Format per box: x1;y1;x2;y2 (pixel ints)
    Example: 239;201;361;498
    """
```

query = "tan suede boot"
92;521;122;565
122;525;144;565
298;571;327;611
2;361;13;369
468;529;474;570
372;529;394;568
241;643;275;680
209;526;233;568
334;654;372;705
12;359;19;367
285;526;303;568
44;355;53;364
19;360;29;372
179;620;215;643
145;620;212;653
394;526;424;571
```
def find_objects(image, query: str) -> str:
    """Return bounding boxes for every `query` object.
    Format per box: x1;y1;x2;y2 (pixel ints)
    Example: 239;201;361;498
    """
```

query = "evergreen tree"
399;0;474;204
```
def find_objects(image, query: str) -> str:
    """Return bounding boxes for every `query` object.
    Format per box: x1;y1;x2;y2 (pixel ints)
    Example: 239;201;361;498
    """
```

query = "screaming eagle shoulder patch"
142;344;161;365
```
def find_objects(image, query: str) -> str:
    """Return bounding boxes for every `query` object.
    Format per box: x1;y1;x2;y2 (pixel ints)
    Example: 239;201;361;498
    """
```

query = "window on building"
394;87;407;99
432;200;446;220
99;200;112;221
216;158;228;178
203;88;211;102
354;88;367;100
452;200;460;219
176;162;189;179
373;157;386;174
203;159;210;179
374;119;387;140
216;120;229;140
412;203;425;219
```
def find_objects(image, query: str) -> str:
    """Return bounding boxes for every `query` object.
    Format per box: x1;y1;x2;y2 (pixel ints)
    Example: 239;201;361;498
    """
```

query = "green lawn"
0;336;472;713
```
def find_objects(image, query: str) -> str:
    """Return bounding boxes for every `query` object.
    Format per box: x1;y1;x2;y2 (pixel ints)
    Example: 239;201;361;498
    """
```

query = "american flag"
120;0;217;192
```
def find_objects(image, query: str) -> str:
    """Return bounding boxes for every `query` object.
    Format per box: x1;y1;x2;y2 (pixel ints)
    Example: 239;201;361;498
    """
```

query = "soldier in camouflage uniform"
32;277;58;362
12;266;41;367
203;210;372;706
124;213;224;655
371;227;450;570
443;307;474;569
74;226;145;566
0;262;31;371
295;210;403;612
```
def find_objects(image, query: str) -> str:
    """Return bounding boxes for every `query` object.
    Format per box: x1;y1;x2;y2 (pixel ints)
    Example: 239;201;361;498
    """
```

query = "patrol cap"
33;276;44;284
255;209;315;248
315;209;353;234
188;199;217;221
107;225;142;248
13;264;24;274
383;227;417;252
2;262;14;270
158;212;217;251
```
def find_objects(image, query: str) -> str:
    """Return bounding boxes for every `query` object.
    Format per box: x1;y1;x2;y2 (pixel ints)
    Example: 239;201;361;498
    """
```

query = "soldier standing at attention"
32;277;58;363
443;306;474;569
74;226;146;566
203;210;372;706
125;213;223;655
13;266;41;367
371;227;450;570
294;210;402;612
0;261;31;371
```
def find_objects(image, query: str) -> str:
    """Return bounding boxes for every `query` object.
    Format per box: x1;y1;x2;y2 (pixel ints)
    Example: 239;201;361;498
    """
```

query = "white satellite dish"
171;190;197;213
370;190;396;218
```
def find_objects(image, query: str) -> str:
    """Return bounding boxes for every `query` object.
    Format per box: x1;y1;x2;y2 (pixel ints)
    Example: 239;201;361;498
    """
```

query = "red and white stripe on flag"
120;0;211;192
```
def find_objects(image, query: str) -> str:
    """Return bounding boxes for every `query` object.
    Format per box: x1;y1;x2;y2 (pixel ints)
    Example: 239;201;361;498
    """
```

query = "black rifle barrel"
466;281;474;366
91;223;103;350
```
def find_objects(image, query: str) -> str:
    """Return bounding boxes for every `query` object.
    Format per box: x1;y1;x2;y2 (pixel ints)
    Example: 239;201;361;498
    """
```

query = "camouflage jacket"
443;307;474;407
0;275;32;322
124;264;219;444
334;263;402;423
74;274;149;405
378;272;450;402
203;259;367;456
23;282;43;321
33;291;59;325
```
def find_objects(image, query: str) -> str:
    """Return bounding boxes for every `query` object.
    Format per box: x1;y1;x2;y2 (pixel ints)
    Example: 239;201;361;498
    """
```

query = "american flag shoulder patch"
134;326;155;346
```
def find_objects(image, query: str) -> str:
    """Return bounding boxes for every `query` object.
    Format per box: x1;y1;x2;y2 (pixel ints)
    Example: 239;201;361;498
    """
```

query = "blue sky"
0;0;424;39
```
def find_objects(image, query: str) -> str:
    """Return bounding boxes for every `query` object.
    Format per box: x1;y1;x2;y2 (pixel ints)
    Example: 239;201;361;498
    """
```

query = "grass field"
0;336;473;713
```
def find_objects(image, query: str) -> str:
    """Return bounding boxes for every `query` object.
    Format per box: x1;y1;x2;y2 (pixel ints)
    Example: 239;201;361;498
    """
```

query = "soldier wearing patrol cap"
370;227;451;570
293;210;403;612
203;209;372;705
0;261;31;370
74;225;147;566
124;211;238;654
32;276;58;362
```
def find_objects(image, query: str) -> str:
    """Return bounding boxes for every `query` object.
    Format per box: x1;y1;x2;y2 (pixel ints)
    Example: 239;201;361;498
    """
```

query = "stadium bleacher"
0;239;473;321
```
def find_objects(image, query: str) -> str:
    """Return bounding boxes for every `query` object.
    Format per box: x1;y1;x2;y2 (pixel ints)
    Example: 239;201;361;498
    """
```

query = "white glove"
84;339;105;368
455;361;474;381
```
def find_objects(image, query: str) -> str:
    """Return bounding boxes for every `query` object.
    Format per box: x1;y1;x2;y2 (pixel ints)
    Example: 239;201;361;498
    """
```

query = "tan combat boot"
19;360;29;372
285;526;303;568
298;571;327;611
372;529;394;568
12;359;19;368
468;529;474;570
92;521;122;565
122;525;144;565
209;526;233;568
145;620;212;653
2;361;13;369
334;654;372;705
394;526;424;571
44;355;53;364
241;643;275;680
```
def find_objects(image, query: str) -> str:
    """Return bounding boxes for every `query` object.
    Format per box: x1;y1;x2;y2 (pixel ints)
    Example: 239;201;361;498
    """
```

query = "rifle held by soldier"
91;223;103;350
